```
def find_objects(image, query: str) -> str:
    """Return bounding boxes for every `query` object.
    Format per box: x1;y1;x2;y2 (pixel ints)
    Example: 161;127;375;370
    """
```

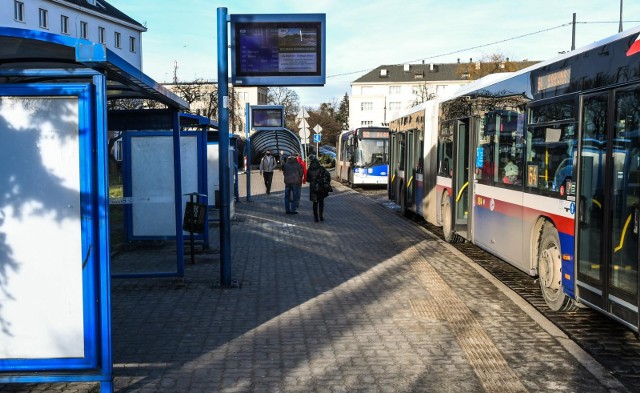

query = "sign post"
217;7;232;287
297;108;310;159
313;124;323;157
245;102;251;202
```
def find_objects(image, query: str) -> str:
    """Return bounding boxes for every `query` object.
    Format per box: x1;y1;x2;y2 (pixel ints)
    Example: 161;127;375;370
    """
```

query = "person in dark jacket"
306;155;332;222
282;155;304;214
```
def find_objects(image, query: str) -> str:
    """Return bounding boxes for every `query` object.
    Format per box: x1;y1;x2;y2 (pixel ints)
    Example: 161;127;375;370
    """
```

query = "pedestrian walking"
259;150;276;195
282;155;304;214
306;154;332;222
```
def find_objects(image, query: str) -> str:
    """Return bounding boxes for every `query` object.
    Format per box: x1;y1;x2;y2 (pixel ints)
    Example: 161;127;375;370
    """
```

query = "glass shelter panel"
0;96;85;359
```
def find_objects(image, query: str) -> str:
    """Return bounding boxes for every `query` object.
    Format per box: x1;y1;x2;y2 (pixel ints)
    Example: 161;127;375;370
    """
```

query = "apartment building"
1;0;145;69
350;60;540;130
349;63;470;130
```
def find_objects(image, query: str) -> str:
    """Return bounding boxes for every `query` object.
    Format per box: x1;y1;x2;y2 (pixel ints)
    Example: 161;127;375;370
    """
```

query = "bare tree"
267;87;300;130
411;82;438;106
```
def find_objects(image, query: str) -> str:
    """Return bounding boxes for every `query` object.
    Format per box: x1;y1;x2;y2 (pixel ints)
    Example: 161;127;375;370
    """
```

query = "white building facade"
165;82;269;135
1;0;145;69
349;63;470;130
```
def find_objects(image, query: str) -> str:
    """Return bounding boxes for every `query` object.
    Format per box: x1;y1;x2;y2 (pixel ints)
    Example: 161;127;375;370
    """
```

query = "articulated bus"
336;127;390;186
389;26;640;332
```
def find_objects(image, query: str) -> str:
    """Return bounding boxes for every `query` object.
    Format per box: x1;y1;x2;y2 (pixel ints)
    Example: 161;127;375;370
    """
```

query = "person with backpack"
282;155;304;214
306;155;332;222
259;150;277;195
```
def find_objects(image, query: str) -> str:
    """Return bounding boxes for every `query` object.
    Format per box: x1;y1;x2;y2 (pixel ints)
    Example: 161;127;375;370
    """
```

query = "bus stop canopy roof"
0;27;188;110
250;128;302;163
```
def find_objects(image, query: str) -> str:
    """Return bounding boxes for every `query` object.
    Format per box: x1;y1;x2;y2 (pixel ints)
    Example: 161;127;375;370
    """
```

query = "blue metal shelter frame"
250;127;303;164
0;27;187;392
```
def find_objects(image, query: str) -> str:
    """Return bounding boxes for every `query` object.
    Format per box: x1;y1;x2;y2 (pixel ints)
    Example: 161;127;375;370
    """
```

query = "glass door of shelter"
577;89;640;331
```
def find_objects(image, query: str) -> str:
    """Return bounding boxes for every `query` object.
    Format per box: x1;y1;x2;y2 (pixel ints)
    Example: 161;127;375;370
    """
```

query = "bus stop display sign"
230;14;326;86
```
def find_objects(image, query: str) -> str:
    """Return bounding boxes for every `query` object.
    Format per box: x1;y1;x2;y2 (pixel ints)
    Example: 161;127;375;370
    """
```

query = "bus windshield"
355;139;388;167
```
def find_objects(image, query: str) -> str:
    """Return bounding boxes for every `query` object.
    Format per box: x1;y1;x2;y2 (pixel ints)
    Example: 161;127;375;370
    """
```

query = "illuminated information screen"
251;106;284;128
238;24;319;74
231;14;326;86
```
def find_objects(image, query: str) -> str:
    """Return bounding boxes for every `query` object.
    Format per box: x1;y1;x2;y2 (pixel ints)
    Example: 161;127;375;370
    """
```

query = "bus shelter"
107;111;216;277
250;128;303;165
0;27;188;392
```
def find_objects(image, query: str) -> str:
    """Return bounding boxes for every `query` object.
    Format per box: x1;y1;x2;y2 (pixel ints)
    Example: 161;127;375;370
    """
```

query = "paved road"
3;171;629;392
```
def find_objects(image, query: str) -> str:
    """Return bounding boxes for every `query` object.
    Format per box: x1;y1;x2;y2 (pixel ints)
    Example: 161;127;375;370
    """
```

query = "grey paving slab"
2;171;629;392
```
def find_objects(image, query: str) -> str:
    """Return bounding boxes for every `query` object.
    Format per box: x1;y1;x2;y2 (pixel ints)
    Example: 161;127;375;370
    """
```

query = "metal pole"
245;102;251;201
189;194;195;265
571;13;576;51
619;0;624;33
217;7;231;287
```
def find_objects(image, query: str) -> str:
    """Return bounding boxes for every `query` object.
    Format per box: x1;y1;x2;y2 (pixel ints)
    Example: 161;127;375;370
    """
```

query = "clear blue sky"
108;0;640;107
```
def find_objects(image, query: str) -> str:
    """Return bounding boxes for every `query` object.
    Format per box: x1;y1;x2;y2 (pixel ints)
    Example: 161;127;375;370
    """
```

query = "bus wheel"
442;194;462;243
537;222;575;311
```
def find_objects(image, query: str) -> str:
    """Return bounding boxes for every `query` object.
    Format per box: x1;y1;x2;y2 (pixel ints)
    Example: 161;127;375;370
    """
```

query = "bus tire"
537;221;577;311
442;194;462;243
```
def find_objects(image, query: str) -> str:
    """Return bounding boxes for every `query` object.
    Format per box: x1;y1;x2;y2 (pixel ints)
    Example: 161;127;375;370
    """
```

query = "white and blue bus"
336;127;390;186
389;25;640;332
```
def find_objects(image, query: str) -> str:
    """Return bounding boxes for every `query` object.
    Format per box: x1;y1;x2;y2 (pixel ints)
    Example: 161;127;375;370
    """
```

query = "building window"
39;8;48;29
114;32;121;48
61;15;69;34
389;102;401;111
361;121;373;126
14;1;25;22
80;21;88;39
389;86;401;95
98;27;105;44
129;36;136;52
361;102;373;111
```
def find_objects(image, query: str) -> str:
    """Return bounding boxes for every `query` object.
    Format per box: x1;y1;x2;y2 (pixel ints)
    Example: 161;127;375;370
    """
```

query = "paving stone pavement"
2;171;631;392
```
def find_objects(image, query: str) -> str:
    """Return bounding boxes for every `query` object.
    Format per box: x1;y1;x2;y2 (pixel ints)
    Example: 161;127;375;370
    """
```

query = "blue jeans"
284;184;301;212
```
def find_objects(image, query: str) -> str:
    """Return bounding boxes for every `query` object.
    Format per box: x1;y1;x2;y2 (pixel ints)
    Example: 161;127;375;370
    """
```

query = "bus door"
453;119;470;239
406;130;416;209
389;132;398;200
577;89;640;331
